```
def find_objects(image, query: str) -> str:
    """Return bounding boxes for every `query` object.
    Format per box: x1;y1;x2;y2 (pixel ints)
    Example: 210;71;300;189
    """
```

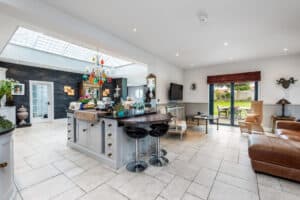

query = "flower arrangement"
79;95;92;104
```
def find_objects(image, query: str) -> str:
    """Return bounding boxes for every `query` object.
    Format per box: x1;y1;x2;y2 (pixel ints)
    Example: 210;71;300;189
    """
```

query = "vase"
17;105;29;125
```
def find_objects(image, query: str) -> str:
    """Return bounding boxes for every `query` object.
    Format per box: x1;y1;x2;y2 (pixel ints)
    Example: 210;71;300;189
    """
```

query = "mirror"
146;73;156;102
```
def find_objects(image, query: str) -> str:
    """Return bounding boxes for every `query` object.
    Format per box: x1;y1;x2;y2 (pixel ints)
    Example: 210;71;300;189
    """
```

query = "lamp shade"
276;98;291;105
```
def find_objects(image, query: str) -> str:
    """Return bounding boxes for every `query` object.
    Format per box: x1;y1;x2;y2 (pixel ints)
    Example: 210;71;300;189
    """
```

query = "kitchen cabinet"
0;130;17;200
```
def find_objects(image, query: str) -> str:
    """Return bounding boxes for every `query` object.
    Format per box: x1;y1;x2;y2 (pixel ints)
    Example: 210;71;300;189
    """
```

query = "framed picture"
12;83;25;95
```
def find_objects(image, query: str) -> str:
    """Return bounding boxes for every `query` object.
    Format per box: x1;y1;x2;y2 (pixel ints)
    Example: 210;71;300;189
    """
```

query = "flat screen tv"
169;83;183;101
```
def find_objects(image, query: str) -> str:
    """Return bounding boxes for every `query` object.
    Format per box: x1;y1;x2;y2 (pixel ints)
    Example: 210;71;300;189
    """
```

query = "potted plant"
0;116;13;130
0;79;15;107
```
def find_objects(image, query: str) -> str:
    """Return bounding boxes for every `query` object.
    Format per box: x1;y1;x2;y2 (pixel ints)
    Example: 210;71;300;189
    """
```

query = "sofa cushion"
248;134;300;170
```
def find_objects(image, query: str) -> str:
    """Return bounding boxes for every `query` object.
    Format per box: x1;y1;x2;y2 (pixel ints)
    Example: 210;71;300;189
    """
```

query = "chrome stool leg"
126;138;148;172
149;137;168;167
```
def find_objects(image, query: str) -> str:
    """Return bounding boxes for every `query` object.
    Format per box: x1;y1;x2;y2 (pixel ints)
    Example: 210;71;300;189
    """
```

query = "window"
8;27;132;67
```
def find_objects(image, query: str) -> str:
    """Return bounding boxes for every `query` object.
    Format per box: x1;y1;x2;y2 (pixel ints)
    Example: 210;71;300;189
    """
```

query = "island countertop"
120;113;171;125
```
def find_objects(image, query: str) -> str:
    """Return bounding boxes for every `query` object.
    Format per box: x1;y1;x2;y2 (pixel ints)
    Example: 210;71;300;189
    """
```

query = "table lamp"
276;98;291;117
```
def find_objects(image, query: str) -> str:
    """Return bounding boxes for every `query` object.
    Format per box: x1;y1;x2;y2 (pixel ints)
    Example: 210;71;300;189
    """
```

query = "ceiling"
21;0;300;68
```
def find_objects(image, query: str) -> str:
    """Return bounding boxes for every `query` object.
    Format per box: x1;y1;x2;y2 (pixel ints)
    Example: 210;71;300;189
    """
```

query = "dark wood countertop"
120;114;171;125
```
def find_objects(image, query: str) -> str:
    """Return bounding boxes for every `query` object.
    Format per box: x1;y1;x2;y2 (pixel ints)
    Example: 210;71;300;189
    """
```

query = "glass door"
210;81;258;126
212;83;232;125
233;82;256;125
30;81;54;123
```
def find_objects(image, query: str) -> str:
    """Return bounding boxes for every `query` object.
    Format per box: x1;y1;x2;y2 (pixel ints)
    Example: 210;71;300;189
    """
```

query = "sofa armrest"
276;121;300;131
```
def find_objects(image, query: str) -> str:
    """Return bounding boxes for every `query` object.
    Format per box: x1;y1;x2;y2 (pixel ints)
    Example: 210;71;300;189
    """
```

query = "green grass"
213;100;251;117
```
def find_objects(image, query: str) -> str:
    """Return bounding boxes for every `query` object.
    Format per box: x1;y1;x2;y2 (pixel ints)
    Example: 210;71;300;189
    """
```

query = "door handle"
0;162;8;168
47;102;50;105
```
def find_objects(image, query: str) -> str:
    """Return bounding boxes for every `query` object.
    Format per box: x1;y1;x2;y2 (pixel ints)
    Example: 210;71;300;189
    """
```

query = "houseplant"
0;79;15;107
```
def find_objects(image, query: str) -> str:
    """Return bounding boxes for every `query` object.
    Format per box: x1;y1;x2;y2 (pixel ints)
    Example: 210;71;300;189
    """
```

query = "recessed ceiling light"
283;48;288;52
132;28;137;32
224;42;229;46
176;52;179;57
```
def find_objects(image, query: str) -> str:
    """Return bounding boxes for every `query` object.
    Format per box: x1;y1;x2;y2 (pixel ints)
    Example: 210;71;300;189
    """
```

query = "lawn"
213;100;251;117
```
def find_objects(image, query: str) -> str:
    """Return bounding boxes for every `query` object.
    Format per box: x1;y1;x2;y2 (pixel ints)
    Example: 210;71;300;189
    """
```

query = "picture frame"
12;83;25;95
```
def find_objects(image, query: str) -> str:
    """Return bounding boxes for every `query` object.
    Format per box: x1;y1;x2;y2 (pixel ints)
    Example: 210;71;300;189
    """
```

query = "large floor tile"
194;167;217;188
15;165;60;189
52;186;85;200
72;165;116;192
259;185;299;200
187;182;210;200
80;184;128;200
118;174;166;200
20;175;75;200
161;176;191;200
209;181;259;200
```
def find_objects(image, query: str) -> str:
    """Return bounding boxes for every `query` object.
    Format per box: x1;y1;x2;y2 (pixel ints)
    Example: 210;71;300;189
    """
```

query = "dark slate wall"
1;61;82;122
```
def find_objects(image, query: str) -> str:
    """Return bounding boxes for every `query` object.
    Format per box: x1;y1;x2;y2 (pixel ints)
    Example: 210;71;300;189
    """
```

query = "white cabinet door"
89;122;101;154
77;121;88;147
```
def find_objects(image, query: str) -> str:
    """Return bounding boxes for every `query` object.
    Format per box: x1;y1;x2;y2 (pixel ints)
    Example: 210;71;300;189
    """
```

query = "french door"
29;80;54;123
209;81;258;126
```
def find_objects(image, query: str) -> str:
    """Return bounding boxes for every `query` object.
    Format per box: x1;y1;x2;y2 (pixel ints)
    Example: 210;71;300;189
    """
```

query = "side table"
271;115;296;133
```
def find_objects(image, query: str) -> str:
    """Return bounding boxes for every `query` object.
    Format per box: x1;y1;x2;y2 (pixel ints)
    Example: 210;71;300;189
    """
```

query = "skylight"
9;27;132;67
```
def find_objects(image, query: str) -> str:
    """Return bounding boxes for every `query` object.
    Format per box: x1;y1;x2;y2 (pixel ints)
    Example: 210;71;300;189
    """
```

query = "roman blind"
207;71;261;84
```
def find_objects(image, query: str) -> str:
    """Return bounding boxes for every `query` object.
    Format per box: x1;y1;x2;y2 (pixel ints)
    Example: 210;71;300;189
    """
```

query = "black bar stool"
149;123;169;166
124;126;148;172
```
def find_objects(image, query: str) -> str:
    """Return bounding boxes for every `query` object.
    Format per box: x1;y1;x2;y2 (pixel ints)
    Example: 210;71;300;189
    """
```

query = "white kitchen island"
67;110;170;169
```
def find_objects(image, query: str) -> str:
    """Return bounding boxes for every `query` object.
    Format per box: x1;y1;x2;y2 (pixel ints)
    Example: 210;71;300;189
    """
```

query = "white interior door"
29;81;54;123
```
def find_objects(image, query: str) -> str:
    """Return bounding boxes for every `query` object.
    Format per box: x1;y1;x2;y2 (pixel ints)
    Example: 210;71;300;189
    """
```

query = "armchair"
276;121;300;141
239;101;264;134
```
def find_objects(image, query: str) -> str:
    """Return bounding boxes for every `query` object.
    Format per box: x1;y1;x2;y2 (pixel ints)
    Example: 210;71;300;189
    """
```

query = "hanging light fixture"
82;54;112;86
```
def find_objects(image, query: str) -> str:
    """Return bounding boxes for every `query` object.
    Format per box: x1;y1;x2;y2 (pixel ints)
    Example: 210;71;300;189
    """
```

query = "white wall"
184;54;300;105
0;1;183;104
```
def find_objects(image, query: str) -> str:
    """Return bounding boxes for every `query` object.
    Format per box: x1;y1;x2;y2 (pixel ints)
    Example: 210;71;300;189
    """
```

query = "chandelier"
82;55;112;86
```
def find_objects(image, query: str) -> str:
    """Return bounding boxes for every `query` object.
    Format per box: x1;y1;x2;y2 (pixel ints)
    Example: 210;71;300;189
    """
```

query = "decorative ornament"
191;83;197;90
276;77;297;89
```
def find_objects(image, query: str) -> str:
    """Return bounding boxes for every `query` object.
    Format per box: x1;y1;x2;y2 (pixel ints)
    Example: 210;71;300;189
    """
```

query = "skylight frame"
8;27;133;67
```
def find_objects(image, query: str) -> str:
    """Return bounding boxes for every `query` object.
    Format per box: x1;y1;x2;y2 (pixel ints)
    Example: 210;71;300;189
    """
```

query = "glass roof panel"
9;27;132;67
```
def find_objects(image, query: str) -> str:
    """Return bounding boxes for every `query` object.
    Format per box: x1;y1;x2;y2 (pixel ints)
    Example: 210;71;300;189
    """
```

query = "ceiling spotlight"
176;52;179;57
132;28;137;32
224;42;229;46
283;48;288;52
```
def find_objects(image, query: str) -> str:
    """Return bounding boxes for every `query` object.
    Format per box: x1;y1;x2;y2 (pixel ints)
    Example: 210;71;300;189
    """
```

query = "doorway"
29;80;54;123
209;81;258;126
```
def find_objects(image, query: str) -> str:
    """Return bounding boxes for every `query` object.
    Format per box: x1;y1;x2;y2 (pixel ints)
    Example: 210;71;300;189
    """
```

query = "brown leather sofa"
248;121;300;182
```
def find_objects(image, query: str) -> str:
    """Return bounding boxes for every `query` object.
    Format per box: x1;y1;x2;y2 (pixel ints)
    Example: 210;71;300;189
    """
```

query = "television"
169;83;183;100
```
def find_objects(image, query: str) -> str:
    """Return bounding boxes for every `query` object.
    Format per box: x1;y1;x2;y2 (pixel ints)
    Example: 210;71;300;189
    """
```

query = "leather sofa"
248;121;300;182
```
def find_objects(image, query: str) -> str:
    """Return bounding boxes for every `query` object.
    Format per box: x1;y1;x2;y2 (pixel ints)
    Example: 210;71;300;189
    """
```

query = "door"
210;81;258;126
30;81;54;123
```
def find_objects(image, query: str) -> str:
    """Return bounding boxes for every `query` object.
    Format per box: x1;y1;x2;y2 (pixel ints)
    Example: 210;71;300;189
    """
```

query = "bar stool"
124;126;148;172
149;123;169;166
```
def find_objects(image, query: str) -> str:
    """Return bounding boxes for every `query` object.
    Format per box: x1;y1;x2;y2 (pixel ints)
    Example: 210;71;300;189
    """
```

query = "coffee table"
193;115;219;134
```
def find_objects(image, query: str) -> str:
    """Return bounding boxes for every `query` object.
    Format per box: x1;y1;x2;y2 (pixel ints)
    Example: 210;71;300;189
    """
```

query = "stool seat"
125;126;148;139
150;124;169;137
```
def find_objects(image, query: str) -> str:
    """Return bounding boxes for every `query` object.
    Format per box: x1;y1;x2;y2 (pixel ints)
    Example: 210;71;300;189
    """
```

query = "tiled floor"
12;120;300;200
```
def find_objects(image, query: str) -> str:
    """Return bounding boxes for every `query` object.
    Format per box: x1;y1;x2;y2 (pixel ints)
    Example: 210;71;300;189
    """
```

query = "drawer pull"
108;143;112;147
107;133;112;137
91;124;94;127
0;162;8;168
108;124;112;127
107;153;112;157
82;129;87;132
68;123;71;125
68;130;71;133
67;137;71;140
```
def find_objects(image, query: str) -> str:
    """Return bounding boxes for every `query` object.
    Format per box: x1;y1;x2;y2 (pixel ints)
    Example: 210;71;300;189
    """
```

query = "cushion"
248;134;300;169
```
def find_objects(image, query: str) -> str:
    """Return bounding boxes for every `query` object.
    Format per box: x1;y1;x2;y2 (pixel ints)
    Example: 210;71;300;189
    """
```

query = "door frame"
29;80;54;123
209;81;259;126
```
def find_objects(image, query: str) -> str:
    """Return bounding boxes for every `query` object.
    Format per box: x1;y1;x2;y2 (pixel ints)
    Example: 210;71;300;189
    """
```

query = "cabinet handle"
108;124;112;127
82;129;87;132
107;153;112;157
68;123;71;125
107;133;112;137
108;143;112;147
0;162;8;168
91;124;94;127
68;130;71;133
67;137;71;140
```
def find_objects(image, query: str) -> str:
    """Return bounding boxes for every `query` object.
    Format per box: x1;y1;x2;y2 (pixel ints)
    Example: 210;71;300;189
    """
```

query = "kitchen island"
67;110;170;169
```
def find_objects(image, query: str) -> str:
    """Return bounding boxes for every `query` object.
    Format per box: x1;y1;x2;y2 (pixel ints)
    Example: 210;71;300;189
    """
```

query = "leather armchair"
276;121;300;142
